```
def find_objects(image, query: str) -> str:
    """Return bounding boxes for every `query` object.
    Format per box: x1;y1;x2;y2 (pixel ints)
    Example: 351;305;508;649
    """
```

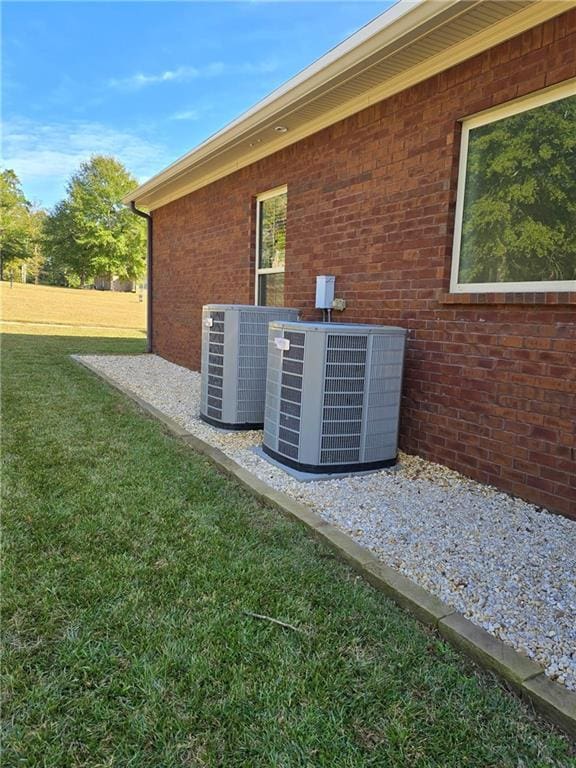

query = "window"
255;186;287;306
451;83;576;293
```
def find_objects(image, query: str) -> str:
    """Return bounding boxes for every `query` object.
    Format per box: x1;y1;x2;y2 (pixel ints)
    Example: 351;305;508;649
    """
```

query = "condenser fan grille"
206;311;225;420
277;331;305;460
320;334;367;465
236;310;293;423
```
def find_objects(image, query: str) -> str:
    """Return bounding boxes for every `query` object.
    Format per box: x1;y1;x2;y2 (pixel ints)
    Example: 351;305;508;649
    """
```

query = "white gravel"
77;353;576;690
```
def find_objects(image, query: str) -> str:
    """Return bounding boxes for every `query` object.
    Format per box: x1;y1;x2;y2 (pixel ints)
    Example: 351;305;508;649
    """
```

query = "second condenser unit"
263;321;407;473
200;304;300;429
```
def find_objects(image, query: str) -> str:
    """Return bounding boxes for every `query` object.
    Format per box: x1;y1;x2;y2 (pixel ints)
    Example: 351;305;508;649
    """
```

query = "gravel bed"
77;353;576;690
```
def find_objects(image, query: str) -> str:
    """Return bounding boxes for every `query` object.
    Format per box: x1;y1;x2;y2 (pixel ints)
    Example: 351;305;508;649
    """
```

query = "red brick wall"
152;10;576;518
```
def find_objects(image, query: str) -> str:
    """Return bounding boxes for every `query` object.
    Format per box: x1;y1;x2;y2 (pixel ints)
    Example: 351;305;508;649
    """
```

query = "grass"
2;329;575;767
0;282;146;330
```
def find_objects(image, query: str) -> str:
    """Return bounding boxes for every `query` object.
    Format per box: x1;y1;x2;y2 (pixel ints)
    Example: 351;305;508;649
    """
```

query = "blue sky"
3;1;391;209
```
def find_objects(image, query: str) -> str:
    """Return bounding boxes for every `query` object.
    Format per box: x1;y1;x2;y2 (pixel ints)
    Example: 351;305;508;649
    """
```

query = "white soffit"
126;0;574;210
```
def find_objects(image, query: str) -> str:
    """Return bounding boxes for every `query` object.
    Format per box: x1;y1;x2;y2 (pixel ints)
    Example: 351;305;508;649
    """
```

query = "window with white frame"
451;83;576;293
255;186;287;306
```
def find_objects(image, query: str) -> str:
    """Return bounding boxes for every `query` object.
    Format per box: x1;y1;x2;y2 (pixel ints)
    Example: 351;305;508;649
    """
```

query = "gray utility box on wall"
263;321;408;473
200;304;300;429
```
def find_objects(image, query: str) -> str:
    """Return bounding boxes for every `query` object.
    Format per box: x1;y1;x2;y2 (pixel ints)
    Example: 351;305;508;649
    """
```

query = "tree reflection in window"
259;193;287;270
459;94;576;284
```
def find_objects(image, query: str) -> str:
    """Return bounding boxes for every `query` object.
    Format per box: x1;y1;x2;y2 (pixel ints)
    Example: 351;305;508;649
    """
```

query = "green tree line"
0;156;146;288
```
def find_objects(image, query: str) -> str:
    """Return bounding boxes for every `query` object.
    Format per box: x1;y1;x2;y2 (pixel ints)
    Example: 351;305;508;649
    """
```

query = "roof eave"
125;0;574;210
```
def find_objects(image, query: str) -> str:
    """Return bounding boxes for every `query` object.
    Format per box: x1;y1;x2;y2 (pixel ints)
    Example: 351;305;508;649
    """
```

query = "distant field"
0;282;146;331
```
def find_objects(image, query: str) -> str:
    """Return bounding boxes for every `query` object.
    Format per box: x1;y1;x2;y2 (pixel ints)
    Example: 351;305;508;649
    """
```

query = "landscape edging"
72;355;576;741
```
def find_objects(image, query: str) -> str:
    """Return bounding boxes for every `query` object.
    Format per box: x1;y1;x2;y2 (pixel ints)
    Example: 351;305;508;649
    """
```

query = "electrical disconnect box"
315;275;335;309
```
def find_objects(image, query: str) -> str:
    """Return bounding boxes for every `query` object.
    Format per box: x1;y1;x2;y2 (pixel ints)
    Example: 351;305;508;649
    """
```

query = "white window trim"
450;80;576;294
255;185;287;305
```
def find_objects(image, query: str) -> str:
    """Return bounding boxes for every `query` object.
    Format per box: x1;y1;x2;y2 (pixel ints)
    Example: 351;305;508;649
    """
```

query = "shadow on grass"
1;329;145;363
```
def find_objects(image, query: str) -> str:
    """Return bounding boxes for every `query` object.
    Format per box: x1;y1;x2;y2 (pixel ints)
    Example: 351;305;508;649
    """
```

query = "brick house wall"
151;10;576;518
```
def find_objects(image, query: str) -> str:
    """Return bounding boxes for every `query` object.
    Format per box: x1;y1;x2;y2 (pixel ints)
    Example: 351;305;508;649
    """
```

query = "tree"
43;200;86;285
0;169;45;280
25;208;47;283
459;94;576;284
43;156;145;287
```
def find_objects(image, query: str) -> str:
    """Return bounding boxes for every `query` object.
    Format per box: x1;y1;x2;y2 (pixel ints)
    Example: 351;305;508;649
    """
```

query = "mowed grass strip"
0;282;146;329
2;332;574;768
0;321;145;339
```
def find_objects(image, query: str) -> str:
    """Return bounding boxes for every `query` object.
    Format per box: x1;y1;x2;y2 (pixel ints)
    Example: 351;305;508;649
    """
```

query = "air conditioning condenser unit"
263;321;407;473
200;304;299;429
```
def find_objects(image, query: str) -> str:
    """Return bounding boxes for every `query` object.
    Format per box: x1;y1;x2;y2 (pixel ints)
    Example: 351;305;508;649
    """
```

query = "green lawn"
2;332;574;767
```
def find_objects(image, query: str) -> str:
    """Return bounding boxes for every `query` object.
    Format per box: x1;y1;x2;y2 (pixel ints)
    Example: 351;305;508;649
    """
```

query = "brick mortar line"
71;355;576;741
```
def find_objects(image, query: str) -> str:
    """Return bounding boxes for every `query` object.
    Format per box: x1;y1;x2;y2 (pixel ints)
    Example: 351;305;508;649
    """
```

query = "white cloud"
1;117;170;207
108;59;277;91
169;109;202;121
108;66;203;90
107;62;227;91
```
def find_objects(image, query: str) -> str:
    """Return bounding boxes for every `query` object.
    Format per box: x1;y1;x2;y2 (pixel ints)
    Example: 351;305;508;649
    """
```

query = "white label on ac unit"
204;318;213;328
274;337;290;351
